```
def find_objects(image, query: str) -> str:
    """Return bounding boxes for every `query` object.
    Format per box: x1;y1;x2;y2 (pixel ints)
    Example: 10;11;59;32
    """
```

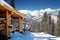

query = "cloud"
39;8;56;15
18;8;60;17
30;10;39;17
19;10;31;14
19;10;39;17
57;8;60;11
40;8;55;13
40;8;55;12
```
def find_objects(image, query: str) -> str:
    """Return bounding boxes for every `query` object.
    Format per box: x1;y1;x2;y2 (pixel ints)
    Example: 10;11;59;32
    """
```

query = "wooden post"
6;11;11;39
18;17;22;32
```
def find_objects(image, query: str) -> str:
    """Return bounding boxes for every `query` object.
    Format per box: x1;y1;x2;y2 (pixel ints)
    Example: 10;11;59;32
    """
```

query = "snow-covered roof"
0;0;13;9
0;0;27;19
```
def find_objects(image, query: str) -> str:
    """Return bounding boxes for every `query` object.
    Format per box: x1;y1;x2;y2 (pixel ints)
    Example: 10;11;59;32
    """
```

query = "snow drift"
9;31;34;40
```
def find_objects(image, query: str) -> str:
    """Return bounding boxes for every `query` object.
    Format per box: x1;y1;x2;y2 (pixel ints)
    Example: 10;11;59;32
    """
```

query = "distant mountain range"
19;11;57;23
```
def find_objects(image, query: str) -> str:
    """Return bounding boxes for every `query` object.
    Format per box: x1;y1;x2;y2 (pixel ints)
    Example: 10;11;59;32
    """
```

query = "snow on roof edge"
0;0;13;9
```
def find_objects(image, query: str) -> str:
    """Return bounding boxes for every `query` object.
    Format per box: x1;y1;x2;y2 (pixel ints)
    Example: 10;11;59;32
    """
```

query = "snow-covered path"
9;31;59;40
32;32;57;40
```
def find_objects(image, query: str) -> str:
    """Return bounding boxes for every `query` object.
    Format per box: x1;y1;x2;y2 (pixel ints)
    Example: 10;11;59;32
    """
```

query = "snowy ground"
9;31;60;40
32;32;57;40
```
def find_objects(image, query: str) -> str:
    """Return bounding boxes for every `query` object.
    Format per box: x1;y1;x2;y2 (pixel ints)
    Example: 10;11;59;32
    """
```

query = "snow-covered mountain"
19;10;58;23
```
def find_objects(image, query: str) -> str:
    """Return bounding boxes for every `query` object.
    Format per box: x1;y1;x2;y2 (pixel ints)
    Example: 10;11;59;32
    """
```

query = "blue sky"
14;0;60;10
7;0;60;10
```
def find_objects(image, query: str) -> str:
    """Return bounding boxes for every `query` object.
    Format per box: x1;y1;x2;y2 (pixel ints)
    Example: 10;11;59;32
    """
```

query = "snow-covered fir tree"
10;0;15;8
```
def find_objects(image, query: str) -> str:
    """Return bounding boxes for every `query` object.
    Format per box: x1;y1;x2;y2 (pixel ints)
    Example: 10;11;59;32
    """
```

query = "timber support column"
18;17;23;32
6;11;11;39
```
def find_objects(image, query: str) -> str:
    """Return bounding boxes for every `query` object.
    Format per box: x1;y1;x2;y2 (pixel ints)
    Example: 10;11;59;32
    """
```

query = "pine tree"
4;0;6;1
4;0;7;2
10;0;15;8
51;20;55;35
48;15;52;34
56;10;60;36
41;11;48;33
37;22;40;32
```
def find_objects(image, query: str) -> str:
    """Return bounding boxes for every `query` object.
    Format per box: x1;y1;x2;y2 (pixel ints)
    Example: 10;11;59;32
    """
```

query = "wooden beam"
18;17;22;32
6;11;11;40
12;17;19;19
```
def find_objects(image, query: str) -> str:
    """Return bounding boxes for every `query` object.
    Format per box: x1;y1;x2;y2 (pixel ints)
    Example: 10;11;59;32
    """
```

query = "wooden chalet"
0;2;26;40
